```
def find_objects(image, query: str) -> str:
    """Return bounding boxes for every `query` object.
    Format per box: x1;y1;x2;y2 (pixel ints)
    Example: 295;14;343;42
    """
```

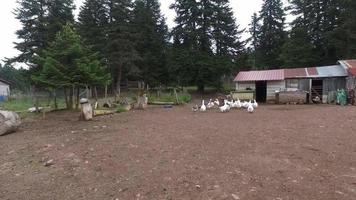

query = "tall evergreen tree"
9;0;75;69
258;0;286;68
211;0;243;58
77;0;109;59
46;0;75;42
288;0;343;65
132;0;169;87
106;0;138;94
280;26;319;67
170;0;243;91
33;24;111;109
247;12;262;69
10;0;48;65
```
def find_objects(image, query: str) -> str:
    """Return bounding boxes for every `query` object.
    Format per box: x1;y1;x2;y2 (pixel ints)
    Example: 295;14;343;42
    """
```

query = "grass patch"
116;105;128;113
0;97;66;113
148;92;191;105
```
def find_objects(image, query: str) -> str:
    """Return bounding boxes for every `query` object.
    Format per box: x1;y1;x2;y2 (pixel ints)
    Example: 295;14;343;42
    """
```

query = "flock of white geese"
192;98;258;113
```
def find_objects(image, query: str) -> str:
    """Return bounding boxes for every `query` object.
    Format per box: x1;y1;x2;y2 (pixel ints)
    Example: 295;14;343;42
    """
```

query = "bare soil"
1;104;356;200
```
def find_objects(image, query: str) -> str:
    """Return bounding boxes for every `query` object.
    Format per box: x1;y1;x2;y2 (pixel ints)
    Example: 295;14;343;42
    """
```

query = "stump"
0;111;21;136
136;94;148;109
79;98;93;121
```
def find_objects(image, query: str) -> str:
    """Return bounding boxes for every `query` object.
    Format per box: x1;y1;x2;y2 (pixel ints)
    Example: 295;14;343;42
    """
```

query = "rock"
44;159;54;167
0;110;21;136
232;194;240;200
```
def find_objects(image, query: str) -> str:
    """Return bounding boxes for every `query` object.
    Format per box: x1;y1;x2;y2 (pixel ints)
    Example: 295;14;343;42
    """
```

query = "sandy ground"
1;104;356;200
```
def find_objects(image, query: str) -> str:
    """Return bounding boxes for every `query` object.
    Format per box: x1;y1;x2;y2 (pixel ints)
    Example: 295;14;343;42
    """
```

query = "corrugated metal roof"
234;69;284;82
284;68;307;78
316;65;348;77
235;65;347;82
339;60;356;76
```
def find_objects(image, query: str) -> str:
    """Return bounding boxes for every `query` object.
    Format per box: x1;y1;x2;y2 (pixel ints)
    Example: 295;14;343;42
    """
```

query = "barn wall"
322;77;346;103
346;77;356;90
267;81;285;101
236;82;256;90
0;82;10;96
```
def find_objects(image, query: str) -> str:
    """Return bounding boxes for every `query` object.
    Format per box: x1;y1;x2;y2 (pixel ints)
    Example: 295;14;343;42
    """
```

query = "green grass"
116;105;128;113
148;92;191;104
0;97;66;113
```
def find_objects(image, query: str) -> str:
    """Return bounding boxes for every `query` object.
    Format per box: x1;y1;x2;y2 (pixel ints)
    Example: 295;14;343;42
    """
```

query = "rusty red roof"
235;65;347;82
339;60;356;76
234;69;284;82
284;68;307;78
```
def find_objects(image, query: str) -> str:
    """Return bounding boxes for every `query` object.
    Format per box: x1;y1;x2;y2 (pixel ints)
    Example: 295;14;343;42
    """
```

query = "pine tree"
132;0;169;87
288;0;343;65
211;0;243;58
247;12;262;69
170;0;243;91
46;0;75;43
10;0;48;65
280;27;319;67
258;0;286;69
9;0;75;69
32;24;111;109
77;0;109;59
106;0;138;95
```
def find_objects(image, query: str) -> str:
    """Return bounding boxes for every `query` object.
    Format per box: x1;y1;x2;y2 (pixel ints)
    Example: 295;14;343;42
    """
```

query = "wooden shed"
234;69;285;103
234;65;348;104
0;79;10;100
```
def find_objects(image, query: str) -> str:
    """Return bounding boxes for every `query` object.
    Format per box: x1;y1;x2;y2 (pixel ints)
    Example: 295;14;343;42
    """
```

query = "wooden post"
79;98;93;121
174;88;179;104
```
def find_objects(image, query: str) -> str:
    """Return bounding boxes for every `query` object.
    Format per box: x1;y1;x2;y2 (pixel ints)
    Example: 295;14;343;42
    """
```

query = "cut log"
79;98;93;121
136;94;148;110
0;111;21;136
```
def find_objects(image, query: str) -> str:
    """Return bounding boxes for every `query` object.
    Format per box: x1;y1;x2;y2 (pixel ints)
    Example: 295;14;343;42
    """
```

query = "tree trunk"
116;66;122;97
54;89;58;109
75;87;80;110
105;84;108;100
68;87;73;110
94;86;98;101
198;84;205;93
64;88;69;109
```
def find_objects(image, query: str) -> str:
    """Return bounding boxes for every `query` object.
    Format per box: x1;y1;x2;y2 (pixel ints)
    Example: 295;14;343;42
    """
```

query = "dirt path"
1;105;356;200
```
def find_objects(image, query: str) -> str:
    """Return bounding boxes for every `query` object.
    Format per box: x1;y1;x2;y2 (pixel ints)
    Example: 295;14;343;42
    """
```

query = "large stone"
0;111;21;136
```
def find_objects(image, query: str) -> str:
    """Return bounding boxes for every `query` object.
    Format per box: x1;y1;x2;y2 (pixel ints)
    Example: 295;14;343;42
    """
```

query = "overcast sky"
0;0;289;66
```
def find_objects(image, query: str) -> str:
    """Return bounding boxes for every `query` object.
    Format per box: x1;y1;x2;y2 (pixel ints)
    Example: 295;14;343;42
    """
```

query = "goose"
214;99;220;106
247;103;254;113
252;99;258;108
192;104;199;112
200;100;207;112
236;99;242;108
207;99;215;109
219;102;229;113
242;101;249;108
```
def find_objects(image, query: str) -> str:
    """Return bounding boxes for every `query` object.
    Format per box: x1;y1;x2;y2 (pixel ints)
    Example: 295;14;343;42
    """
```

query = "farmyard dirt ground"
1;104;356;200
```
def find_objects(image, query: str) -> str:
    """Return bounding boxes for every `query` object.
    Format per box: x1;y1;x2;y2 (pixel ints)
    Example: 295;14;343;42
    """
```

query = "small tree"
32;24;111;109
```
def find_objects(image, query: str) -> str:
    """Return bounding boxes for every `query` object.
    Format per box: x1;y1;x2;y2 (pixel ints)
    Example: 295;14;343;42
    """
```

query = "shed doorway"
311;79;323;101
255;81;267;103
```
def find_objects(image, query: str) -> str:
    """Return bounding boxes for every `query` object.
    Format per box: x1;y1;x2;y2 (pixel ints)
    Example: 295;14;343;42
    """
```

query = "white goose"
219;102;229;113
236;99;242;108
247;101;254;113
200;100;207;112
252;99;258;108
207;99;215;109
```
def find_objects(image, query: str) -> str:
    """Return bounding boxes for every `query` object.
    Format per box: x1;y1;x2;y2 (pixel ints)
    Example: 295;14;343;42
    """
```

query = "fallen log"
0;110;21;136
